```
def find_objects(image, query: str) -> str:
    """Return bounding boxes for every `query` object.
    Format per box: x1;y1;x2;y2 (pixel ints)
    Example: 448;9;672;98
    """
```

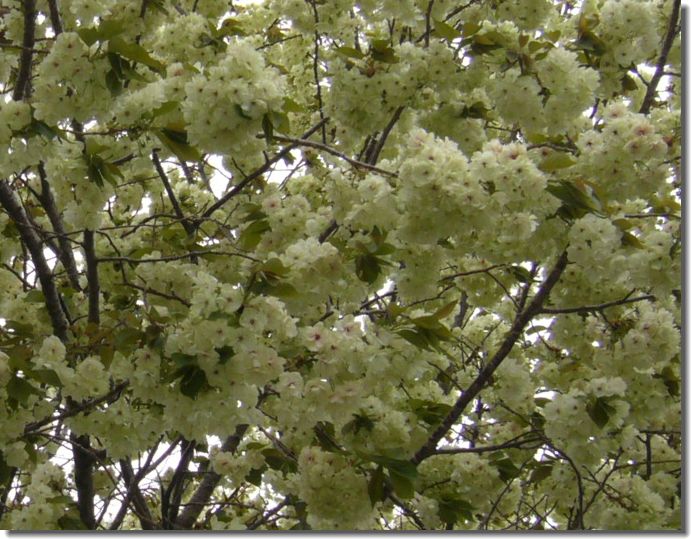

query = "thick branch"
412;251;569;464
119;459;157;529
37;163;82;290
0;180;69;341
12;0;36;101
70;430;97;529
83;230;99;324
46;0;63;34
174;424;248;529
639;0;681;114
162;439;195;528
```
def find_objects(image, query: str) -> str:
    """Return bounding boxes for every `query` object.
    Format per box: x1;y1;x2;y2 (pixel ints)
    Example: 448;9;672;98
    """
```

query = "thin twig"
201;119;328;220
538;294;655;315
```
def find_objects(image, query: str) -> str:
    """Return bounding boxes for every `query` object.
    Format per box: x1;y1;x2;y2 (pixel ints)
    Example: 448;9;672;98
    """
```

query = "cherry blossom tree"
0;0;682;530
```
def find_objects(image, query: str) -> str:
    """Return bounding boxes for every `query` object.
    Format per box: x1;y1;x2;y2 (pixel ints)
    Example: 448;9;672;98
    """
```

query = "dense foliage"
0;0;682;530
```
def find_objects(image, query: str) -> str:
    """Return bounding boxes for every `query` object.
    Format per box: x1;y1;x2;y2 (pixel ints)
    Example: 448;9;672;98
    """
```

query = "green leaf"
433;19;462;41
526;325;549;335
462;21;481;36
431;300;458;320
368;456;417;481
489;452;521;482
114;327;142;353
47;495;75;505
151;101;180;118
342;413;375;436
546;180;603;217
355;254;381;284
58;513;89;530
239;219;271;250
314;422;346;453
621;231;645;249
261;448;297;474
438;496;475;526
7;345;33;371
335;46;365;59
388;469;415;499
506;265;533;283
154;128;202;162
30;120;63;140
24;289;45;303
409;399;452;426
26;368;62;387
586;396;616;428
368;465;386;506
178;365;208;399
283;97;304;113
0;451;11;485
108;37;165;73
7;375;40;407
246;465;266;486
621;74;638;92
529;462;553;484
262;114;274;144
538;153;577;172
396;328;432;350
260;257;289;277
370;40;398;63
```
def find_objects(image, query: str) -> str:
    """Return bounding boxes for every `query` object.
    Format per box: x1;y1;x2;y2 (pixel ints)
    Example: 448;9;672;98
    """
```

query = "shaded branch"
639;0;681;114
83;230;99;324
174;424;249;529
37;163;82;290
0;181;69;341
46;0;63;34
12;0;36;101
412;251;569;464
118;459;158;529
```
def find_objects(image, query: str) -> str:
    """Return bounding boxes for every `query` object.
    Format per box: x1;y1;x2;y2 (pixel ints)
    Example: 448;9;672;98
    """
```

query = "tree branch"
538;294;655;315
12;0;36;101
37;163;82;290
201;119;328;220
118;459;157;529
162;439;196;528
366;106;404;165
83;230;99;324
271;135;397;176
412;251;569;464
46;0;63;34
430;433;543;456
174;424;248;529
0;180;69;341
151;151;195;237
24;381;129;434
639;0;681;114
